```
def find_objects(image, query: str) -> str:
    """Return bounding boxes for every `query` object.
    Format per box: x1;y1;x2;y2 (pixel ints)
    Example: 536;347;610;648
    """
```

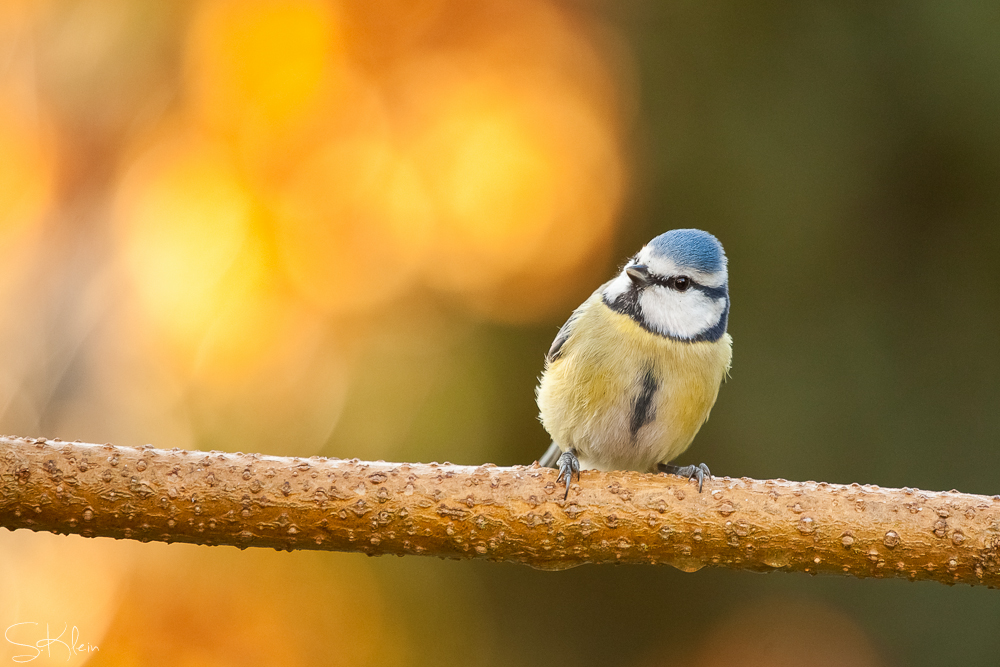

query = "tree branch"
1;435;998;587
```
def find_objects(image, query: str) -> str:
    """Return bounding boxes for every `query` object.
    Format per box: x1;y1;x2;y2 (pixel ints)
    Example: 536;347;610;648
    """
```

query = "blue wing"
546;286;607;362
546;308;581;362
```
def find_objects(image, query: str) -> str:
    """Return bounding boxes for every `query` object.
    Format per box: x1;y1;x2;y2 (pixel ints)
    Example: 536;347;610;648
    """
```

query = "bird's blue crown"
648;229;726;274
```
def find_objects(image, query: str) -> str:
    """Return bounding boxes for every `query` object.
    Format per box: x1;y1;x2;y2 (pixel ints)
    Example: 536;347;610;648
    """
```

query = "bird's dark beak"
626;264;652;286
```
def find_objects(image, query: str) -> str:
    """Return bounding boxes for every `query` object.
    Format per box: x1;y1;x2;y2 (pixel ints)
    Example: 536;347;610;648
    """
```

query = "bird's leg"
556;449;581;500
658;462;711;493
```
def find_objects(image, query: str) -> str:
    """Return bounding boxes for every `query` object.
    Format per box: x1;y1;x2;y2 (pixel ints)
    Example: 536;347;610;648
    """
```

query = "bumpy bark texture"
2;436;999;586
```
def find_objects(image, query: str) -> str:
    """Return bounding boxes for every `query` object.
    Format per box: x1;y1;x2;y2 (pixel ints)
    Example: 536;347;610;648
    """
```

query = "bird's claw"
555;450;581;500
658;462;712;493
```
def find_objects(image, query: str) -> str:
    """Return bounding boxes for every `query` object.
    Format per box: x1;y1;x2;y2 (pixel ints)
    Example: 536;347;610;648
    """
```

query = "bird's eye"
674;276;691;292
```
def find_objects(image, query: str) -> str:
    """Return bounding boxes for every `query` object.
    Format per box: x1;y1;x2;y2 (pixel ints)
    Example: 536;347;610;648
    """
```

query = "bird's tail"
537;442;561;468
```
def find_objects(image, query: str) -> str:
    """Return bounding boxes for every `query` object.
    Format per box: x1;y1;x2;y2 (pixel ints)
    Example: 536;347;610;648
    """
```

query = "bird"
536;228;732;499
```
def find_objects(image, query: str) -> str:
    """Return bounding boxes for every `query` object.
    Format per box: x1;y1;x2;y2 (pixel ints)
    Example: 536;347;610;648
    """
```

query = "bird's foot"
556;449;581;500
658;462;711;493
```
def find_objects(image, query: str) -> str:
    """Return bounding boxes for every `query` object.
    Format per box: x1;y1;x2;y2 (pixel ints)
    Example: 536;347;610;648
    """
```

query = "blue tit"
536;228;732;498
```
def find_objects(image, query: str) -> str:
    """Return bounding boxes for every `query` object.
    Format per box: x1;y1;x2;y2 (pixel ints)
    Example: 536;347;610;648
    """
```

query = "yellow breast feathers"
536;292;732;472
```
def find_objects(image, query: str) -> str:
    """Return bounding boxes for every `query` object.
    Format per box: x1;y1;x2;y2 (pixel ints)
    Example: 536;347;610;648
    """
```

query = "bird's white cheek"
639;289;726;339
603;273;632;302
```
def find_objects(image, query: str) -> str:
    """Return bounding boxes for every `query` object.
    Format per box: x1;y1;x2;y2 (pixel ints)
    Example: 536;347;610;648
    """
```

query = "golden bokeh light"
114;132;285;376
273;135;433;314
414;79;560;288
371;0;629;320
0;532;132;665
177;0;628;323
0;105;55;247
93;546;405;667
404;61;624;319
112;134;353;451
338;0;447;71
185;0;346;169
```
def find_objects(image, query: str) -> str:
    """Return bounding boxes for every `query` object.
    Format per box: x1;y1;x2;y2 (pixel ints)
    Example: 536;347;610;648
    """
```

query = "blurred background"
2;0;1000;665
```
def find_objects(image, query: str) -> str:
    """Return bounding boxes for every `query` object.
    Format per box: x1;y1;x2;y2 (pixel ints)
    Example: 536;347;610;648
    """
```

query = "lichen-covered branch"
1;436;999;587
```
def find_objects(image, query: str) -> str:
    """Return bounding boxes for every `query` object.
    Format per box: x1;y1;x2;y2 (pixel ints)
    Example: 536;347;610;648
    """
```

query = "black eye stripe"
697;283;728;299
644;275;727;299
647;275;693;290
